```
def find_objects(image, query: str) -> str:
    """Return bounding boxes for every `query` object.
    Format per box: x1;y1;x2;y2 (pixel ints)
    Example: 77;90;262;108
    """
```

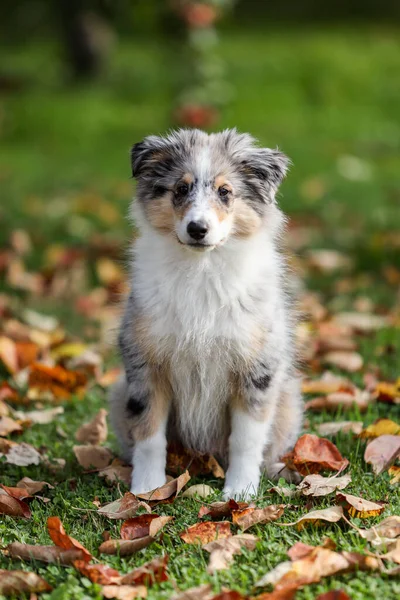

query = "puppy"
110;128;303;499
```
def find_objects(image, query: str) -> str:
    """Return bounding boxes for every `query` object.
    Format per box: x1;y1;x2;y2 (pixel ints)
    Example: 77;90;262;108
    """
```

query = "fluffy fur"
109;128;303;499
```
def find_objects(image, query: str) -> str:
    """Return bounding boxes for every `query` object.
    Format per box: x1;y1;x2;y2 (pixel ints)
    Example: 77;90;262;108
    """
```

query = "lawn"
0;25;400;600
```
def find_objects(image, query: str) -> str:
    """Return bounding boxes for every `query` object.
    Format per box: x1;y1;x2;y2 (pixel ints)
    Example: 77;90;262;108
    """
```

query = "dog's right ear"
130;135;166;178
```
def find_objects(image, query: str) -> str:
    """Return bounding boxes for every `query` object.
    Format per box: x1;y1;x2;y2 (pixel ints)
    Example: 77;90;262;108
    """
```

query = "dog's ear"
130;135;169;178
242;148;290;189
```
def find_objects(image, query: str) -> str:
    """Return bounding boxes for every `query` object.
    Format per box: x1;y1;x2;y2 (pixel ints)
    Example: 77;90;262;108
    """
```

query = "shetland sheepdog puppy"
110;128;303;499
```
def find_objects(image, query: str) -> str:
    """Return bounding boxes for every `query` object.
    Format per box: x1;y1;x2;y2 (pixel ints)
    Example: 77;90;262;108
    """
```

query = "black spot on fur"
251;372;271;391
127;394;148;416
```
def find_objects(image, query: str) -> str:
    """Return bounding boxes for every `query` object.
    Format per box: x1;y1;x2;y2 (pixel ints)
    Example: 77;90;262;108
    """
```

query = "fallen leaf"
0;570;52;595
101;585;147;599
75;408;108;445
73;561;120;584
211;592;247;600
28;363;87;400
182;484;215;499
121;515;173;539
73;445;113;469
297;473;352;497
0;336;18;373
170;584;213;600
0;382;20;404
373;538;400;564
287;541;318;560
364;435;400;474
120;556;169;586
315;592;351;600
198;499;247;520
375;380;400;405
16;477;53;495
99;536;154;556
250;590;296;600
13;406;64;425
167;443;224;478
6;543;83;565
137;470;190;502
336;493;385;519
316;421;363;436
98;459;132;485
204;533;258;572
282;434;349;475
282;506;344;530
302;373;354;395
358;516;400;541
1;484;31;500
305;390;371;412
0;492;31;518
180;521;231;545
47;516;92;562
0;416;23;436
359;419;400;439
333;312;388;333
15;340;40;369
98;492;151;520
322;351;363;372
2;441;41;466
232;505;285;531
389;466;400;484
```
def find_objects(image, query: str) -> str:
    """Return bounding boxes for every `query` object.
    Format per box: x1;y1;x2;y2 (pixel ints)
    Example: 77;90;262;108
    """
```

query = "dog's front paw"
222;480;259;501
130;471;166;495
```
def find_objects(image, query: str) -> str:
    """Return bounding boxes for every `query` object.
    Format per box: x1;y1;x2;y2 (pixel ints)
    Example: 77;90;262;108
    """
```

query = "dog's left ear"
242;148;290;189
130;135;169;178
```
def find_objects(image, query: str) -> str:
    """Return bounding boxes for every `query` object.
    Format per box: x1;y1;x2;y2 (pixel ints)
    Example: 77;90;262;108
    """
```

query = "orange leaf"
28;363;87;400
232;505;285;531
180;521;231;545
73;561;120;584
120;556;169;586
336;492;386;519
282;434;349;475
47;516;92;562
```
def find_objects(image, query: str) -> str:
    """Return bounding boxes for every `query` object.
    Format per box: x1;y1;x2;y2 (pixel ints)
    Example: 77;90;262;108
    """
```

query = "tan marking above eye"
214;175;233;192
181;173;194;185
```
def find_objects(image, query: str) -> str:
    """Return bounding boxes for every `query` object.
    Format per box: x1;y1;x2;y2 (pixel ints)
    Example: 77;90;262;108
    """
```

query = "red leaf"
282;434;349;475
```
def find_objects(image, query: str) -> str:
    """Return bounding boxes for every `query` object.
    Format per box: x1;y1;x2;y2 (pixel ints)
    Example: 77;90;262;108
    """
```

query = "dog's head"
131;128;289;251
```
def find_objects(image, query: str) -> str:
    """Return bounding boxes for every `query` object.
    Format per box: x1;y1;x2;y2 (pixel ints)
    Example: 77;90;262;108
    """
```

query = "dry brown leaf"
1;485;31;500
297;473;352;497
282;434;349;475
364;435;400;475
101;585;147;599
182;484;215;499
389;466;400;484
28;363;87;400
73;445;113;469
232;505;285;531
359;418;400;439
336;492;385;519
99;536;154;556
73;561;120;584
75;408;108;445
315;592;351;600
282;506;344;531
211;592;247;600
373;538;400;564
0;569;52;595
302;373;354;395
120;515;173;539
16;477;53;495
0;336;18;373
1;441;41;466
120;556;169;586
6;543;83;565
137;471;190;502
358;516;400;542
198;499;247;520
316;421;363;436
256;546;378;590
98;492;151;520
170;584;213;600
0;416;23;436
305;390;371;412
322;351;363;373
47;516;92;562
250;590;296;600
0;492;31;518
333;312;388;333
180;521;231;545
204;533;258;572
0;382;20;404
13;406;64;425
98;459;132;485
167;442;224;479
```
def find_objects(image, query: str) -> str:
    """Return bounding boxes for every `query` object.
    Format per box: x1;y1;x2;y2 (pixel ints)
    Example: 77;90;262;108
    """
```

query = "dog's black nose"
187;221;208;241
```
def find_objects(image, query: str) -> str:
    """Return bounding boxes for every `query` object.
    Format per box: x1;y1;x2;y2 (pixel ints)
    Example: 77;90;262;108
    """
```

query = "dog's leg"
223;361;283;500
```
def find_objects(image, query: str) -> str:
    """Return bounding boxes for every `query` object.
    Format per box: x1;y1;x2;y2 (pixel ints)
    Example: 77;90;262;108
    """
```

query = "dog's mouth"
185;242;215;252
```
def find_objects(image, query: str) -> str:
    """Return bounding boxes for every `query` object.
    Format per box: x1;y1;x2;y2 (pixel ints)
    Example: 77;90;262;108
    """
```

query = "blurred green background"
1;0;399;298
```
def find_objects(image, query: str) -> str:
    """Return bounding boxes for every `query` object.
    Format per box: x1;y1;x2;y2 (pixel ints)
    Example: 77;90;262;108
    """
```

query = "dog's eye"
176;183;189;196
218;186;230;200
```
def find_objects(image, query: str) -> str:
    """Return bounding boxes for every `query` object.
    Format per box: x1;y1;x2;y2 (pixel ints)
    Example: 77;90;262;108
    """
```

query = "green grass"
1;24;400;600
